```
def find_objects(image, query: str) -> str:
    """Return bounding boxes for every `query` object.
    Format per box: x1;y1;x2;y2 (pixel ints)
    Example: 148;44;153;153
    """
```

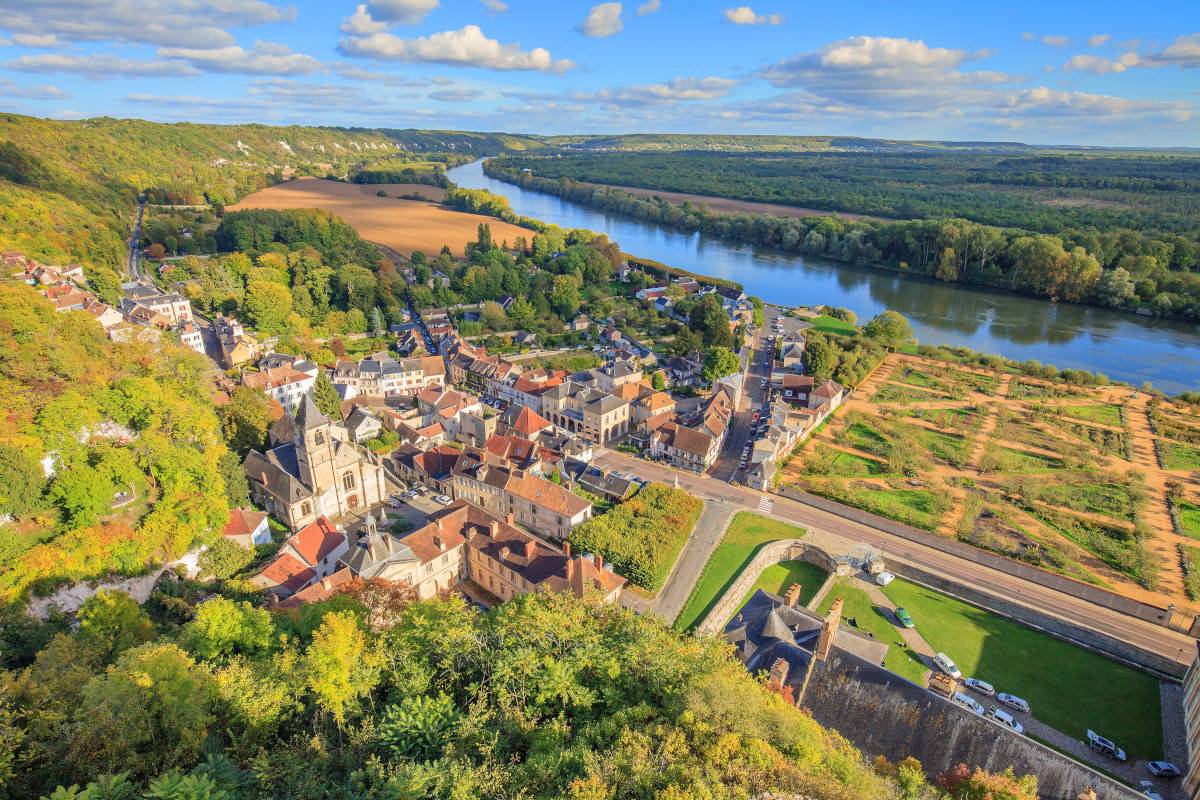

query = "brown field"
606;183;886;221
229;177;527;256
355;183;446;202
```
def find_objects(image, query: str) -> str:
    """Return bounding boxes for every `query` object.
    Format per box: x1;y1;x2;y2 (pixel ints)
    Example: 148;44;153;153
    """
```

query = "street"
707;316;773;482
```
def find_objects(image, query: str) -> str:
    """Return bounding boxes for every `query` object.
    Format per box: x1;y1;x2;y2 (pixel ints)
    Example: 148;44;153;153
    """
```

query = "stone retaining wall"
696;539;835;634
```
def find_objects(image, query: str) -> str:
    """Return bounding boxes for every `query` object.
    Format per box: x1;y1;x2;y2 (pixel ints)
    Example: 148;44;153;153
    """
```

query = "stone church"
244;393;387;531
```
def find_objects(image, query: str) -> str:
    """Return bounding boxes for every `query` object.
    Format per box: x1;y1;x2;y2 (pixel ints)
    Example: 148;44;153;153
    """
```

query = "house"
540;378;631;445
672;277;701;294
635;286;668;302
243;394;387;531
456;407;498;447
82;298;124;332
330;353;447;399
596;360;643;392
649;421;721;472
501;404;554;440
276;567;357;609
43;283;91;312
243;365;318;415
574;464;638;502
513;331;538;348
175;320;206;355
221;509;271;549
450;460;593;541
250;516;348;599
662;353;704;388
345;406;383;444
778;337;806;370
509;369;568;413
567;313;591;332
121;283;193;325
416;385;483;439
632;391;676;424
215;314;259;368
483;433;559;473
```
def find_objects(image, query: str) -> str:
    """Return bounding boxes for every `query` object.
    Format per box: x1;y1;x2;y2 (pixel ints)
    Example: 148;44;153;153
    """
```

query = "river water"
447;160;1200;393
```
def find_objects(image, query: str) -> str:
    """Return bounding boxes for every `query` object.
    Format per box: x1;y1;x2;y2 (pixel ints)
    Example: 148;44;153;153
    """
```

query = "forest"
484;157;1200;321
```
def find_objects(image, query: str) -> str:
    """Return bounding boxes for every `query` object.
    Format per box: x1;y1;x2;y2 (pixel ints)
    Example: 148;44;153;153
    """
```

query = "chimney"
321;577;331;591
815;598;842;662
499;546;510;561
785;582;802;608
522;540;537;558
489;520;499;536
767;657;790;691
562;541;571;558
505;512;514;525
595;554;603;571
433;535;444;552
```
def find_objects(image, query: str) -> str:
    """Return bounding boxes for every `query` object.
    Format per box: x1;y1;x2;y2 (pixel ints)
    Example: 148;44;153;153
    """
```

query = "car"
997;693;1030;714
402;489;418;499
416;486;430;495
433;494;453;506
933;652;962;679
1147;762;1181;778
951;691;985;716
986;707;1024;735
1086;730;1127;762
893;608;915;628
385;497;404;508
875;571;895;587
963;677;995;696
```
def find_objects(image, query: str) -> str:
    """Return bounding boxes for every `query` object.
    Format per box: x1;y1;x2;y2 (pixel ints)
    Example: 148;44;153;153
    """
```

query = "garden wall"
695;540;836;634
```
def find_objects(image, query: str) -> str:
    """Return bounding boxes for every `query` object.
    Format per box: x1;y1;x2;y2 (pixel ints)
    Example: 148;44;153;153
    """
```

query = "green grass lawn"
1061;404;1124;427
982;444;1064;473
911;406;978;430
872;382;944;404
912;427;970;467
1160;441;1200;471
1181;544;1200;601
1175;500;1200;539
828;449;888;476
816;578;928;684
1037;481;1138;523
882;578;1162;760
814;485;945;531
809;314;859;335
735;560;828;614
1009;378;1072;400
675;513;807;631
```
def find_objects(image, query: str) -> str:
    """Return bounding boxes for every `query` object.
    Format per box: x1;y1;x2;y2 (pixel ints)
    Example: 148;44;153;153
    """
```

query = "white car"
952;692;984;716
933;652;962;680
963;677;994;696
875;571;895;587
433;494;453;506
986;707;1025;735
997;693;1030;714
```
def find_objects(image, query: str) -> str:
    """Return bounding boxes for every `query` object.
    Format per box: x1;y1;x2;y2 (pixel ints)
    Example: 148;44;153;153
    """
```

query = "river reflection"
447;160;1200;392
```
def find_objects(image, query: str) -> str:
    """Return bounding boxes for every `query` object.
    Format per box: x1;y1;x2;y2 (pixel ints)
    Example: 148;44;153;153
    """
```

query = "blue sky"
0;0;1197;145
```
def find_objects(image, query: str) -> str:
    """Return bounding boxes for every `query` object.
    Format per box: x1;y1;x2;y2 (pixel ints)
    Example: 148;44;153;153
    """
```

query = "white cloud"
367;0;439;24
1087;34;1111;47
724;6;781;25
11;34;60;48
157;41;321;75
429;88;482;101
0;0;295;49
1062;52;1140;74
1001;86;1191;122
580;3;623;38
6;53;199;78
1020;32;1035;41
342;5;389;35
1041;35;1069;47
0;78;67;99
481;0;508;11
339;24;574;73
637;0;660;15
582;76;738;106
1144;33;1200;68
334;64;437;86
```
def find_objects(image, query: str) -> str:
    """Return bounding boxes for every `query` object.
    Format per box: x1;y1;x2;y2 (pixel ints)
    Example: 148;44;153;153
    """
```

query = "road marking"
758;495;774;514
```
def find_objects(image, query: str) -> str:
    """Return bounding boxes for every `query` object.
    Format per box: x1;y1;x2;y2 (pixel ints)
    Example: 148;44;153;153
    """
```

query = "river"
447;160;1200;393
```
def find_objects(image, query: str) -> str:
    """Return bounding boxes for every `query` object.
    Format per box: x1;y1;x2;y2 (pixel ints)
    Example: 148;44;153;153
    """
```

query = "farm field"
778;352;1200;614
607;183;885;221
229;177;528;256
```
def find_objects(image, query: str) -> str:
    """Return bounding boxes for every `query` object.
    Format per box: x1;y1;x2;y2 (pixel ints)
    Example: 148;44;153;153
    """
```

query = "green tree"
369;306;386;338
702;346;740;384
0;444;44;519
47;463;112;528
76;590;156;661
217;451;250;508
669;327;703;357
71;644;215;780
550;275;581;319
377;694;460;761
863;310;915;347
304;611;381;728
184;597;274;660
345;308;368;334
217;386;271;455
311;369;342;419
651;371;666;391
196;539;253;582
508;296;535;325
242;280;293;334
689;294;733;349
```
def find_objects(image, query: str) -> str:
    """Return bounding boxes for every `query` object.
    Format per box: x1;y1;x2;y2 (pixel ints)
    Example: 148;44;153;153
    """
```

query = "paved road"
127;196;146;281
644;502;737;623
592;448;1195;671
708;322;773;482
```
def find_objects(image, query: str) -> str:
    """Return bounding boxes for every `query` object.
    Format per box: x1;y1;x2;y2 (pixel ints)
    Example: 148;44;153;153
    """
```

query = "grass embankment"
675;513;815;631
816;578;928;684
1175;500;1200;539
809;315;858;336
882;579;1162;760
735;560;828;614
1160;442;1200;471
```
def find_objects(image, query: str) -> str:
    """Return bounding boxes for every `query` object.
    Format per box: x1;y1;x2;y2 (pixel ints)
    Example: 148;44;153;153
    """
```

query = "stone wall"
806;651;1144;800
696;540;835;634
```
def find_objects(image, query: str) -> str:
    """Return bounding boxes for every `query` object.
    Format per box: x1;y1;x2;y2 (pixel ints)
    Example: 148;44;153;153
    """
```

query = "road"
592;448;1195;671
708;317;774;482
127;195;146;281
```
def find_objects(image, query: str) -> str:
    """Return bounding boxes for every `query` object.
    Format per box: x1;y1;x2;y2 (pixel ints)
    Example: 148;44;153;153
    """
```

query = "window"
343;472;356;491
425;563;433;574
314;431;325;445
301;501;312;516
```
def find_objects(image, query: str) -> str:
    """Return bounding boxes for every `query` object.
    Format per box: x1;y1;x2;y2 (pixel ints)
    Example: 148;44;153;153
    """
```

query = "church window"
343;472;356;491
301;501;312;516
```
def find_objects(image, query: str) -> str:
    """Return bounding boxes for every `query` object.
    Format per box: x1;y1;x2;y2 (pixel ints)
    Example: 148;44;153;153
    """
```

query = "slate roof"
295;393;330;431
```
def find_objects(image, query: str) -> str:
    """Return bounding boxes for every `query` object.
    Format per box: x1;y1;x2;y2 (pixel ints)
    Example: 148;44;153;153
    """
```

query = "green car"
895;608;915;629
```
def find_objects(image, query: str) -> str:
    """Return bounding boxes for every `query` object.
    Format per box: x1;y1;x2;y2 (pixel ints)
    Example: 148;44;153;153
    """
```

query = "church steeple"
295;392;330;435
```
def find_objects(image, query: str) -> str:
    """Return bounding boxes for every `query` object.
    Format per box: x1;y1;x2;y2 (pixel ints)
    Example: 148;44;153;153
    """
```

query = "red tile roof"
223;508;268;538
257;552;315;595
510;405;551;435
287;517;344;567
276;567;358;609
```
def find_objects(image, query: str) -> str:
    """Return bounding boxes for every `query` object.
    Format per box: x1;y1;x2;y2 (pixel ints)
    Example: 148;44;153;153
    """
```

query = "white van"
952;692;984;716
986;707;1025;735
933;652;962;679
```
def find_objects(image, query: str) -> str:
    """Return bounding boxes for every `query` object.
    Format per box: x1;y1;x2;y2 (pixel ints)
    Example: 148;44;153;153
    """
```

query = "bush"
198;539;253;580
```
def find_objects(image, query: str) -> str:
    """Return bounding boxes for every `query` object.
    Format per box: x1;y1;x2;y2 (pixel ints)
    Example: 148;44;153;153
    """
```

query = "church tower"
294;393;337;493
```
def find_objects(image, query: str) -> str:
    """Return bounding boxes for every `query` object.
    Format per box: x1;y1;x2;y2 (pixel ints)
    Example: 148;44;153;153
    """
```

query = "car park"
951;692;985;715
997;693;1030;714
933;652;962;679
894;608;915;628
986;707;1024;735
963;678;994;696
875;571;895;586
1087;730;1127;762
1147;762;1181;778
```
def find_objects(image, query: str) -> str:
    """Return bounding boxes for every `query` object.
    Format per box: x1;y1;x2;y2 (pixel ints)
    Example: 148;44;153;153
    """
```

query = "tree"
377;694;460;761
689;294;733;348
0;444;44;519
508;296;535;325
345;308;368;334
481;301;508;329
217;450;250;508
197;538;253;581
669;327;702;357
550;275;581;319
184;597;274;659
1094;267;1137;308
651;371;666;391
146;243;166;261
702;347;740;384
218;386;271;455
311;369;342;419
47;463;113;528
305;611;381;728
71;644;216;780
863;310;914;347
242;280;292;334
369;306;386;338
76;590;157;661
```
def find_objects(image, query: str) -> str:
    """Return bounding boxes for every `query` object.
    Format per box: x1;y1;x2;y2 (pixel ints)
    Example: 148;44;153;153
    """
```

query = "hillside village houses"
330;352;447;400
242;356;319;415
215;313;260;368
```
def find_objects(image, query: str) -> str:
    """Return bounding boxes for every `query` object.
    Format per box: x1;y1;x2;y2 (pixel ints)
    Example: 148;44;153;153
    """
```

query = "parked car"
963;677;995;696
951;692;985;716
933;652;962;679
875;571;895;587
894;608;915;628
1086;730;1127;762
1147;762;1181;778
385;497;404;509
433;494;453;506
402;489;418;500
986;707;1024;735
997;693;1030;714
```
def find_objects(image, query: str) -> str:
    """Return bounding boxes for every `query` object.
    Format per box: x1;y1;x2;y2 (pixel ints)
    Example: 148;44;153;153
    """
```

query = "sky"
0;0;1197;146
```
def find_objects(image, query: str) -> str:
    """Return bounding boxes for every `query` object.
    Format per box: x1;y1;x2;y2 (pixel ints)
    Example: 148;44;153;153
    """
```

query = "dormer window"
314;431;325;445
